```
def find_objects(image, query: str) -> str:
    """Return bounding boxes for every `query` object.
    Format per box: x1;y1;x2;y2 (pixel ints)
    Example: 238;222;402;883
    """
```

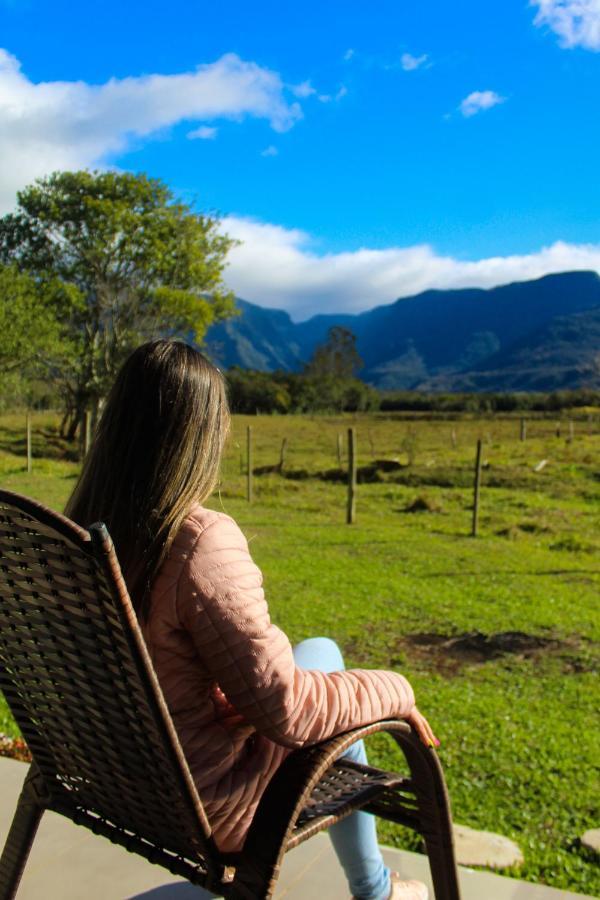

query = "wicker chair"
0;490;461;900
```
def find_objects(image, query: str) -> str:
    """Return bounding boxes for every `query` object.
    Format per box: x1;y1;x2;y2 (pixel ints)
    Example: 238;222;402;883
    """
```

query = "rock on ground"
581;829;600;854
453;823;524;869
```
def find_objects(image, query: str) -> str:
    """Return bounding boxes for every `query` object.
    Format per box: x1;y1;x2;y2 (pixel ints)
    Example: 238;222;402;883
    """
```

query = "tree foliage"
0;265;64;377
299;326;370;411
0;170;236;434
226;368;380;414
304;325;363;380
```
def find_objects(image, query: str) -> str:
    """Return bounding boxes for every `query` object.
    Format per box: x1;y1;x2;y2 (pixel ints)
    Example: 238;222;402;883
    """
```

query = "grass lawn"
0;410;598;895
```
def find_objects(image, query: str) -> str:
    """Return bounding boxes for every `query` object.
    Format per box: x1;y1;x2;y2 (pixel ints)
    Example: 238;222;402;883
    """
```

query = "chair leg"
390;733;461;900
417;786;461;900
224;853;280;900
0;765;48;900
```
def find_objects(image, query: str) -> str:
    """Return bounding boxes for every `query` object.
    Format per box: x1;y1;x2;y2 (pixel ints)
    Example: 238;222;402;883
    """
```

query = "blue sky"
1;0;600;318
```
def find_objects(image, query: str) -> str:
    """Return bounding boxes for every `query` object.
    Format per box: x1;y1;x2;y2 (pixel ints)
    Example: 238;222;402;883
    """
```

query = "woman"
66;340;437;900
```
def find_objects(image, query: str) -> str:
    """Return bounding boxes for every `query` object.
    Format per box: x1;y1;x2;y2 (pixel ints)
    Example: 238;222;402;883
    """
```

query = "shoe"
387;872;429;900
351;872;429;900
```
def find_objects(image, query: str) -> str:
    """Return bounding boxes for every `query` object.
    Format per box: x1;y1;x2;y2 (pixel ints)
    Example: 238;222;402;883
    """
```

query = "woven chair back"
0;490;217;874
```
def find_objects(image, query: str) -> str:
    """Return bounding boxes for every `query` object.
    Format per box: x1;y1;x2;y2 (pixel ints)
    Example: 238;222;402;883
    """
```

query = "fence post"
246;426;253;503
26;411;32;474
337;433;343;467
279;437;287;472
347;427;357;525
367;430;375;459
520;418;527;442
472;438;483;537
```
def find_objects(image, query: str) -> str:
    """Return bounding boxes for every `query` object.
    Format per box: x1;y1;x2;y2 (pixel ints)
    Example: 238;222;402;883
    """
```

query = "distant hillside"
204;299;303;371
204;270;600;391
421;305;600;392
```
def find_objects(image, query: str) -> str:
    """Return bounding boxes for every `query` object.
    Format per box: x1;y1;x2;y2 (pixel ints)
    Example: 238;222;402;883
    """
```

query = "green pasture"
0;410;598;894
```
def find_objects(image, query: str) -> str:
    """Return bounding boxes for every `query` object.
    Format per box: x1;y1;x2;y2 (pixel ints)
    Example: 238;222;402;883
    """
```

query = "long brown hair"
65;340;230;620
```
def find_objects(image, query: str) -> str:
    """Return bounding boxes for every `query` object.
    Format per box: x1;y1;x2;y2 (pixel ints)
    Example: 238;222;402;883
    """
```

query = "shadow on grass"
0;427;79;462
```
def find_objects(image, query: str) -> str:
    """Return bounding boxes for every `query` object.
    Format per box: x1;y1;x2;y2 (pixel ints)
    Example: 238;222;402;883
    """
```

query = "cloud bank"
221;216;600;320
0;49;301;213
531;0;600;50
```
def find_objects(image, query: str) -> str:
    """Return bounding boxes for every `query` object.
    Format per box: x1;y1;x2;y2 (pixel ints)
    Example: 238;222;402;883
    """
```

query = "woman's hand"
406;705;440;749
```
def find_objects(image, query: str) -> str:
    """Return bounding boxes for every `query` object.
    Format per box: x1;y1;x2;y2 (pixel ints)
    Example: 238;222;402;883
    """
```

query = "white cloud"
531;0;600;50
220;215;600;321
317;85;347;103
187;125;218;140
401;52;428;71
459;90;505;117
0;49;302;213
261;145;278;157
290;80;316;98
343;48;355;61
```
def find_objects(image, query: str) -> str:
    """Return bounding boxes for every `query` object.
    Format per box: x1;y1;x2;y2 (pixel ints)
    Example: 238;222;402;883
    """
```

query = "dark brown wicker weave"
0;490;461;899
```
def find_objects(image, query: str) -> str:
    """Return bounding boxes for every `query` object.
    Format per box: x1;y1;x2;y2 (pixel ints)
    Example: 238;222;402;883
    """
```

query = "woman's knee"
293;636;345;673
342;738;368;765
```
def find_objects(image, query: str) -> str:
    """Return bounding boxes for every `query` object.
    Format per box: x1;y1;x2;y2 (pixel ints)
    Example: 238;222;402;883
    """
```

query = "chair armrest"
225;720;458;900
239;719;418;863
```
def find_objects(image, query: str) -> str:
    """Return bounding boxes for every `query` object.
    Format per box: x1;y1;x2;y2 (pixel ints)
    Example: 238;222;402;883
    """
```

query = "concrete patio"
1;757;596;900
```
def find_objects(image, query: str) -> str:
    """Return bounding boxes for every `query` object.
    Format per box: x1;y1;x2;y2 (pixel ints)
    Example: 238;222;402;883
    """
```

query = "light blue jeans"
293;637;391;900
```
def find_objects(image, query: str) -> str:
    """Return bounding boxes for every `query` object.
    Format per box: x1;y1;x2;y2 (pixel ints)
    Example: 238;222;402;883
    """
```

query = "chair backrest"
0;490;219;875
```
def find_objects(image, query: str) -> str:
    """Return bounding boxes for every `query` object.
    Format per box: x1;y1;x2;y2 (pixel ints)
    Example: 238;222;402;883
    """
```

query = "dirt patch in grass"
253;464;281;476
497;520;556;539
345;626;598;676
403;495;443;513
279;464;389;484
404;630;597;675
549;536;598;554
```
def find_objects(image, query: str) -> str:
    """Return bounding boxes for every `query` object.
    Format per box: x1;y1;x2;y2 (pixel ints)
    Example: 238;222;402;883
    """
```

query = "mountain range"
204;270;600;392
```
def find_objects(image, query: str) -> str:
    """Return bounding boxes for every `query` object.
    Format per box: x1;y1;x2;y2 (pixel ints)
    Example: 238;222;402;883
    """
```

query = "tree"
0;170;237;436
304;326;363;380
302;326;369;412
226;368;291;414
0;265;63;378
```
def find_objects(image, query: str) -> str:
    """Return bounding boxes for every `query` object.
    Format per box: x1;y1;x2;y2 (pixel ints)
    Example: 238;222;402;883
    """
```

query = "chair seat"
290;759;417;849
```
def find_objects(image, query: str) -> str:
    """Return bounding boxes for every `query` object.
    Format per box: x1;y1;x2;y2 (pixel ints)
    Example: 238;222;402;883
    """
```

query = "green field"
0;410;599;895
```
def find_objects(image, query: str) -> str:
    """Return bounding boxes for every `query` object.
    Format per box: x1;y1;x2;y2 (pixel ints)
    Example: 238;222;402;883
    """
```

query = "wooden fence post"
347;427;357;525
520;418;527;442
246;426;253;503
367;430;375;459
472;438;483;537
279;437;287;472
337;433;343;467
26;412;32;474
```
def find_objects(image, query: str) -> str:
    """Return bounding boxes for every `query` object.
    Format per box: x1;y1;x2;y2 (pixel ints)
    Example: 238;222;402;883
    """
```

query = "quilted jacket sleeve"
176;511;416;750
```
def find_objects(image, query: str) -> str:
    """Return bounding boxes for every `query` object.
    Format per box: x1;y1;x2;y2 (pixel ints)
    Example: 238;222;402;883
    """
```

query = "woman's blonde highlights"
65;340;230;620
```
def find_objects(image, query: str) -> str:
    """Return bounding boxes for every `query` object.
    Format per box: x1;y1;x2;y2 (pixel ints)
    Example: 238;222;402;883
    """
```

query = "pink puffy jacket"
142;505;416;852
